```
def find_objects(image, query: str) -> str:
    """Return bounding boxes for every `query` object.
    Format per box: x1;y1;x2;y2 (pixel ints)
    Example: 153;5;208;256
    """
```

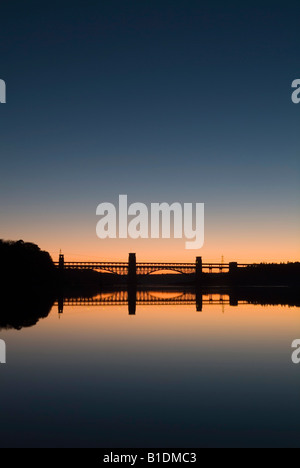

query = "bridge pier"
195;256;203;283
127;285;137;315
196;289;203;312
58;297;64;314
229;294;238;307
128;253;137;285
59;253;65;270
229;262;238;275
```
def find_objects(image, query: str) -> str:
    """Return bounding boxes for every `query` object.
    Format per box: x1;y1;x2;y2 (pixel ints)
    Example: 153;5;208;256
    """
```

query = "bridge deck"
54;261;250;269
53;258;251;278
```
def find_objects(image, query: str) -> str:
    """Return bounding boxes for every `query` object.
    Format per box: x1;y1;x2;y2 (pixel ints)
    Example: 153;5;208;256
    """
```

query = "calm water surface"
0;293;299;448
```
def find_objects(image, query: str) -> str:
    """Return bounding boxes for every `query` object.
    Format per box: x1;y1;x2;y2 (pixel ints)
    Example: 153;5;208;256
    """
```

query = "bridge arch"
136;264;195;275
143;268;187;275
86;266;120;275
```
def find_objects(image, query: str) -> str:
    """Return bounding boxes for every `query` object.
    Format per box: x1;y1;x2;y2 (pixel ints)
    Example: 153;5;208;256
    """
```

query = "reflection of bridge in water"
56;290;247;315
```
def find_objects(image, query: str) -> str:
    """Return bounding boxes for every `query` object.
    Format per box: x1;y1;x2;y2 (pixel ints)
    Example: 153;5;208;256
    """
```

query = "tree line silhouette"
0;239;56;293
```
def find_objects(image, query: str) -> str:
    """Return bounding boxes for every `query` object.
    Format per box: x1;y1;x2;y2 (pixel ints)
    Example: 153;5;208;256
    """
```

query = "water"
0;292;300;448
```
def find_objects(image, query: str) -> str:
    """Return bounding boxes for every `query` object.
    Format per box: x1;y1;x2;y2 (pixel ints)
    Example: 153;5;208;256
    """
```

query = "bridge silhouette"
55;253;250;277
56;289;245;315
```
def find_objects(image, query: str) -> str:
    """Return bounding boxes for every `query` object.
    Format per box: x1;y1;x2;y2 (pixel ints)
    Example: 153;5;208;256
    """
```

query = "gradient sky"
0;0;299;262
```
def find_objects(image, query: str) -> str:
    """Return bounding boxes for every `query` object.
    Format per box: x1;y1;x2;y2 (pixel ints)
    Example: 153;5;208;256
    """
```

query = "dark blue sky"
0;0;299;261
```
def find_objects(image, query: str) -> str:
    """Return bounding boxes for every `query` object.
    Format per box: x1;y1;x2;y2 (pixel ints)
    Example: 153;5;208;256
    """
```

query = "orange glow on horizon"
43;237;300;265
2;218;300;264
